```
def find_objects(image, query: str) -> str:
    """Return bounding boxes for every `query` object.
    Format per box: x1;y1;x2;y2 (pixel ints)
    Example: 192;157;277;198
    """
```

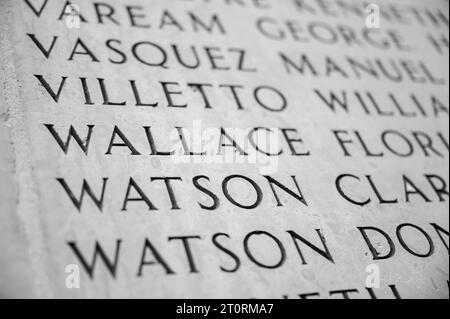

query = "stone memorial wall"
0;0;448;298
